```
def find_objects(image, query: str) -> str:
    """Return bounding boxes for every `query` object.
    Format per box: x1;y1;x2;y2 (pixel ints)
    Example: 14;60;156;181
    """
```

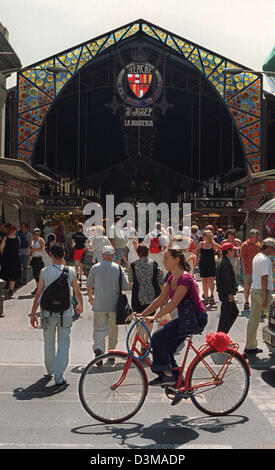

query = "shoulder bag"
116;266;132;325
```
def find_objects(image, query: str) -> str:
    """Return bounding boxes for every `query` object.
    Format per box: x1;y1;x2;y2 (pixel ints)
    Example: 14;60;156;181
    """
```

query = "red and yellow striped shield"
127;73;152;98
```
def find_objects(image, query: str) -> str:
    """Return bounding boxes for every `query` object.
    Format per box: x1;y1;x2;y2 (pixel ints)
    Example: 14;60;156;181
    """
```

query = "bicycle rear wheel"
79;351;148;423
187;349;250;416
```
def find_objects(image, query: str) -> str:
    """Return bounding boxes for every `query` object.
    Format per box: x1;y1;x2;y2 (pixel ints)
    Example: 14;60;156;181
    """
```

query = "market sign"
193;199;245;211
0;180;39;198
117;62;163;127
39;196;83;208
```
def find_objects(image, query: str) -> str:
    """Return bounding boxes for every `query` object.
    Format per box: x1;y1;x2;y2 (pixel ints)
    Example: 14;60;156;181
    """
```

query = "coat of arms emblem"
127;73;152;99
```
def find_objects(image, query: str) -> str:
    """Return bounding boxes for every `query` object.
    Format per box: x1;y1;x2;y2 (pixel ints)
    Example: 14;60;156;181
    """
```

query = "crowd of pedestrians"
0;218;274;387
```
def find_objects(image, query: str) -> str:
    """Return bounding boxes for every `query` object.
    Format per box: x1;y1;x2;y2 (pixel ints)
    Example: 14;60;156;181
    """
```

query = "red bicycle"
79;316;250;423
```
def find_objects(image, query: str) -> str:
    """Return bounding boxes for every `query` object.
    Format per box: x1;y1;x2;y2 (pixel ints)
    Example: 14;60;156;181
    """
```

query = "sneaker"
55;380;68;388
94;348;104;367
8;289;14;298
149;374;175;387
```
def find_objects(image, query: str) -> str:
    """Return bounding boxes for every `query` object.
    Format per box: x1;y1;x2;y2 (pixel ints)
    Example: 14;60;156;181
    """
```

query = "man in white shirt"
244;238;275;355
143;223;168;274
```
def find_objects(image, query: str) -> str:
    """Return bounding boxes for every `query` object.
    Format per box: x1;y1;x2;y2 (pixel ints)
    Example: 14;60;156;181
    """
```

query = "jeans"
42;313;72;384
151;312;208;374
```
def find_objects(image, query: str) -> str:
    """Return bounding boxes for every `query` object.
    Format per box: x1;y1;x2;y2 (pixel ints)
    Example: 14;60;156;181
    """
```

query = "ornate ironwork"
16;19;262;174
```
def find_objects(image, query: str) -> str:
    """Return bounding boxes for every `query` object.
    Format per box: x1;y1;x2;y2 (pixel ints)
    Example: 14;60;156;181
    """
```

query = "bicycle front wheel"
187;349;250;416
79;351;148;424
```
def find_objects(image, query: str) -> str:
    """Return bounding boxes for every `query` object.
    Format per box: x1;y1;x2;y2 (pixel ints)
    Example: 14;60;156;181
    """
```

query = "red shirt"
240;240;261;274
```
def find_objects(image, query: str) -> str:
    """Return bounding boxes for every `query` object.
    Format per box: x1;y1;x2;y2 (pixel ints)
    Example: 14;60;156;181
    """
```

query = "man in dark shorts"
71;223;87;284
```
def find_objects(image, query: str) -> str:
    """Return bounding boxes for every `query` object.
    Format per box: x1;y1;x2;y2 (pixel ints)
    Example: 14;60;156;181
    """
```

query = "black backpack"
40;266;71;326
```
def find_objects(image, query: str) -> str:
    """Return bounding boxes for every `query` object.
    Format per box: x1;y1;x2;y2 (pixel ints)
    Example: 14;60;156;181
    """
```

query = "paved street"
1;276;275;450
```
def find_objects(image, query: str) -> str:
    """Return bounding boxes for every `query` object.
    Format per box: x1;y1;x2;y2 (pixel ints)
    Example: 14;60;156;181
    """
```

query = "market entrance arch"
16;19;263;190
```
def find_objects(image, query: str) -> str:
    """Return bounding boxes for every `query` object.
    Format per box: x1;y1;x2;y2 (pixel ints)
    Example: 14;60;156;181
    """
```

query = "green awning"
263;47;275;93
263;47;275;72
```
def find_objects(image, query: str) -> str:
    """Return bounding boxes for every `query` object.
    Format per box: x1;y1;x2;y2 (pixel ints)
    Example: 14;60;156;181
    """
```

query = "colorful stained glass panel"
16;20;263;171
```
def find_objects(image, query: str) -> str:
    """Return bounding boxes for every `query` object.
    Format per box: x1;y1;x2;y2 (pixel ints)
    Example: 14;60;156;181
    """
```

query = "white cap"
102;245;115;255
263;238;275;249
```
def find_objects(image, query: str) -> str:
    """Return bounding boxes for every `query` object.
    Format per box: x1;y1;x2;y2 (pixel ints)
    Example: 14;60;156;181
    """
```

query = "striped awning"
257;198;275;213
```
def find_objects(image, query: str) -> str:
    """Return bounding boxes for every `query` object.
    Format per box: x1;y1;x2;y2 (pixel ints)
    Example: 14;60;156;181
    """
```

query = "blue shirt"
87;261;129;312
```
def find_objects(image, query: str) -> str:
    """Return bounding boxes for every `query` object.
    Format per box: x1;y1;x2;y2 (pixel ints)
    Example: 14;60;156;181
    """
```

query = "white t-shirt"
143;230;167;249
252;253;273;291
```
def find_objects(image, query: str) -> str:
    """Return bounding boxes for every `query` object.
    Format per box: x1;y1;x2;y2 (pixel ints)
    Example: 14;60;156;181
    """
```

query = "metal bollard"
0;278;5;317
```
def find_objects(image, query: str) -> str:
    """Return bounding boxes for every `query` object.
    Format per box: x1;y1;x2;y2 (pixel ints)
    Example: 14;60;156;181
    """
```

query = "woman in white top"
30;228;45;294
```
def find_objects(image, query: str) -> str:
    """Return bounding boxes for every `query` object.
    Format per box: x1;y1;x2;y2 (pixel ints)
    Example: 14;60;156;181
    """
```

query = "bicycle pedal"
163;385;177;392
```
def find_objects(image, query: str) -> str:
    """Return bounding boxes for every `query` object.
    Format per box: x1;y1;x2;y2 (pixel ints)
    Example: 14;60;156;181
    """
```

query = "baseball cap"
263;238;275;249
221;242;235;251
102;245;115;255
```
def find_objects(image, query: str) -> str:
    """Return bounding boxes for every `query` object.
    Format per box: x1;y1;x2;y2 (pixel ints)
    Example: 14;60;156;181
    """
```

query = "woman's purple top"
168;272;206;313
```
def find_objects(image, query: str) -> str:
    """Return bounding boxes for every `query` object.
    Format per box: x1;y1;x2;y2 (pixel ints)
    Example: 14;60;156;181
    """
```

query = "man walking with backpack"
30;245;83;386
143;223;167;274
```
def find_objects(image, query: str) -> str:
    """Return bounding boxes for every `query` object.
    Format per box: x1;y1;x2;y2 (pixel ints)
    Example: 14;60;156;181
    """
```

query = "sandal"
210;296;216;306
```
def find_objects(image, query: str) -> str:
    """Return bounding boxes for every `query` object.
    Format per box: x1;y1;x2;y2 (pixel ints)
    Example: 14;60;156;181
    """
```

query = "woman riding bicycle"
132;246;208;386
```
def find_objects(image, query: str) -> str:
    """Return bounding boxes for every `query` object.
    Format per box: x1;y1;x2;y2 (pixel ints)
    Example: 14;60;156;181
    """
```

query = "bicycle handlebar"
126;315;153;360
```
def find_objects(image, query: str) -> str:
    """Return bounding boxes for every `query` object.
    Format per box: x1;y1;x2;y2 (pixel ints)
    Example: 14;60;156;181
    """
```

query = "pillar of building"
0;74;7;158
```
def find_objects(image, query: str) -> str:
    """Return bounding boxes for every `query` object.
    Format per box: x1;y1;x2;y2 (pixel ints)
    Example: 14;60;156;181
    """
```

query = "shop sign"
247;182;266;197
193;199;244;211
0;182;7;195
247;180;275;197
267;181;275;193
41;197;83;208
0;180;39;199
24;183;39;199
7;180;24;196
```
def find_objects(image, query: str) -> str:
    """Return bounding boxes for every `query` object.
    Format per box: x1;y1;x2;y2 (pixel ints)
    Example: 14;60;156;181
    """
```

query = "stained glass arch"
17;19;263;174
